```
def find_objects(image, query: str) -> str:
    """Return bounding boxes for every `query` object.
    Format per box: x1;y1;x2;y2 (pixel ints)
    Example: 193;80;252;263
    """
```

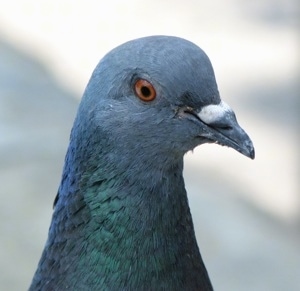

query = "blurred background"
0;0;299;290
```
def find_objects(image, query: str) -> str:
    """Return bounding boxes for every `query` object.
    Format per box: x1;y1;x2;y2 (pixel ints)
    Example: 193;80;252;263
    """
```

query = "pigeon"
30;35;254;291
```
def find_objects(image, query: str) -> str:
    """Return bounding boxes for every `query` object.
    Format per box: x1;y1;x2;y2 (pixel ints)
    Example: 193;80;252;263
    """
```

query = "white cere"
198;100;232;124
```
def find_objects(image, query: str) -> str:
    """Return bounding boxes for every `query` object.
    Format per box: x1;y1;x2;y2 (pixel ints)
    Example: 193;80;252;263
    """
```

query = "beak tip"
249;147;255;160
244;141;255;160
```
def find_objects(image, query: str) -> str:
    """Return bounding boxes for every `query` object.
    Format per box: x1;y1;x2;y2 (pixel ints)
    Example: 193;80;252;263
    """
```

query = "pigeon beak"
197;101;255;159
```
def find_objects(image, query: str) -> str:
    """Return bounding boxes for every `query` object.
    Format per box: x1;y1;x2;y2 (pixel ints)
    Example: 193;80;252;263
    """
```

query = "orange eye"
134;79;156;102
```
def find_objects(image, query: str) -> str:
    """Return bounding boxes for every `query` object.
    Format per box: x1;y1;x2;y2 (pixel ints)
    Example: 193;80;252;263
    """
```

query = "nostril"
210;122;233;130
218;125;232;130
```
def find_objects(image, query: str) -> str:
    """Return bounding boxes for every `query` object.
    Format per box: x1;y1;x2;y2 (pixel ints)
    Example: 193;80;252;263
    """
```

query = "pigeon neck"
51;142;213;289
75;155;212;288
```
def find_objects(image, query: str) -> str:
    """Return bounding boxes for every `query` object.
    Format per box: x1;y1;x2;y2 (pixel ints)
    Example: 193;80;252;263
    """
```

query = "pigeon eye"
134;79;156;102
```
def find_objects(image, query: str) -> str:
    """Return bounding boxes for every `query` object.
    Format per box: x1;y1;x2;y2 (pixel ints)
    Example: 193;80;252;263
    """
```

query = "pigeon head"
74;36;254;171
30;36;255;290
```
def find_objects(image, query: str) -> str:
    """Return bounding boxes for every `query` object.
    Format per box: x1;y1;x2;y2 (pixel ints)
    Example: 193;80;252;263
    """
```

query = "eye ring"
134;79;156;102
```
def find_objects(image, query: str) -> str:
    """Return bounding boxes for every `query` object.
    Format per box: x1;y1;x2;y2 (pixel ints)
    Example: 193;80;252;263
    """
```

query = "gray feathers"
30;35;254;290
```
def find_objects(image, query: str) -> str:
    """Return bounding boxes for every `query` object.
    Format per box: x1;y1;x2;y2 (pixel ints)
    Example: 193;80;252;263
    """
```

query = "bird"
29;35;254;291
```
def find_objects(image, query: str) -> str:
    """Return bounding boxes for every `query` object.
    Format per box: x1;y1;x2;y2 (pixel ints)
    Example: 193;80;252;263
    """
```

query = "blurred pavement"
0;1;299;290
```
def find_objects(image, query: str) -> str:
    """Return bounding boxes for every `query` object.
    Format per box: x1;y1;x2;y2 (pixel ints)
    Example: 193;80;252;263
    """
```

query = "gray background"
0;0;299;290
